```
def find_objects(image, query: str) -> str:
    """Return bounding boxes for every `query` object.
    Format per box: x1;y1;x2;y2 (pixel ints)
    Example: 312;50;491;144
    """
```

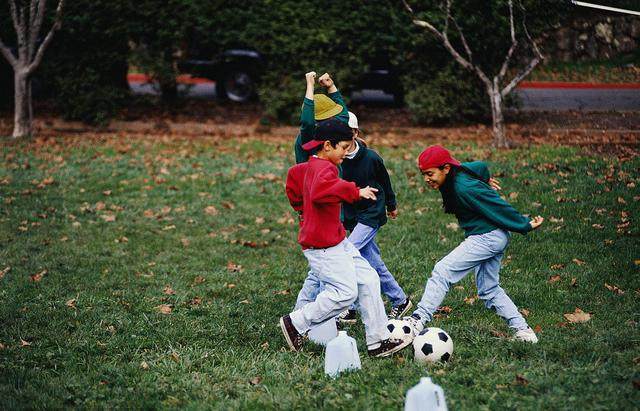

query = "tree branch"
30;0;48;61
501;56;540;97
27;0;64;75
0;36;18;68
497;0;517;81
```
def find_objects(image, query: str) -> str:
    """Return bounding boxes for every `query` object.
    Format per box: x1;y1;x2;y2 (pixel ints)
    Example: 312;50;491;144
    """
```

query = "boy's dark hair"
439;165;486;214
312;118;353;154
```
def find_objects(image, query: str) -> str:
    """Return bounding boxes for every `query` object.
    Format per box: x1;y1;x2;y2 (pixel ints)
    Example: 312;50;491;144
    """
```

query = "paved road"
129;80;640;111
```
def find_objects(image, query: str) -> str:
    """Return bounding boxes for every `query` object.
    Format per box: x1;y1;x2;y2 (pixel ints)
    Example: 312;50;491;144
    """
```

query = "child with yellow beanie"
294;72;350;164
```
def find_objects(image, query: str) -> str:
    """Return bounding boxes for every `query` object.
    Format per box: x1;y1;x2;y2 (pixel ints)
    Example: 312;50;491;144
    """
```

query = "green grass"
0;135;638;410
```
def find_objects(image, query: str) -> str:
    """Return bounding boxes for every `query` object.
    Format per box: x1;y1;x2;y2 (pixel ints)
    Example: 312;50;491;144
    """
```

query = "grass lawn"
0;134;638;410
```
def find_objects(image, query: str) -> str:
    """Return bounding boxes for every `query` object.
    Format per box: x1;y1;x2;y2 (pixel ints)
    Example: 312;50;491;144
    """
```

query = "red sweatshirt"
298;157;360;249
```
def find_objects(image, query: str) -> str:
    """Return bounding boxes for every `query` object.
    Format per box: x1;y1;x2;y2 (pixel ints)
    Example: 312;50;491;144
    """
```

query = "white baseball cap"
348;111;359;129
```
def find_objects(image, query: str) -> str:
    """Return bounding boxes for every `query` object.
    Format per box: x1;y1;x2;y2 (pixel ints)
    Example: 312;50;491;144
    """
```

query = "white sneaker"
403;314;424;336
513;327;538;343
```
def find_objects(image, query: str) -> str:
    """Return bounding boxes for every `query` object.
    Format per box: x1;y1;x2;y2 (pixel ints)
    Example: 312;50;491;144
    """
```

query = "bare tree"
0;0;65;138
403;0;544;148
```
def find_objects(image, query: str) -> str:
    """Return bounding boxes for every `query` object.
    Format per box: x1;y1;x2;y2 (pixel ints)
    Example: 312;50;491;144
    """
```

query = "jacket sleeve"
327;91;350;124
457;180;532;234
310;166;360;205
375;155;397;211
299;98;316;144
285;168;304;212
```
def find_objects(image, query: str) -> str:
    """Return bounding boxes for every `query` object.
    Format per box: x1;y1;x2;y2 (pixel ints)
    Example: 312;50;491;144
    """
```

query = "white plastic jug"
324;330;361;378
308;317;338;346
404;377;448;411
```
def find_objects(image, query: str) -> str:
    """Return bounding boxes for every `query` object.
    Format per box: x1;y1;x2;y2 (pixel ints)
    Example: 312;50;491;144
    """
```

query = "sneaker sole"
337;318;357;325
373;338;413;358
279;317;300;351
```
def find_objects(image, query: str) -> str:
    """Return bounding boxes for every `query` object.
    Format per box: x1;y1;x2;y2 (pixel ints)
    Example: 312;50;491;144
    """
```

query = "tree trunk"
488;84;508;148
13;71;31;138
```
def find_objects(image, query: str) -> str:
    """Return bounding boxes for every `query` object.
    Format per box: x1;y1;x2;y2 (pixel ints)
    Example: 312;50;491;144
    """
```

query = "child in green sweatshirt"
405;145;544;343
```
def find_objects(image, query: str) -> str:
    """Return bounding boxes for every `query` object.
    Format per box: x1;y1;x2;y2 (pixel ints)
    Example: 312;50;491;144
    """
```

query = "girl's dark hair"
439;165;486;214
311;118;354;154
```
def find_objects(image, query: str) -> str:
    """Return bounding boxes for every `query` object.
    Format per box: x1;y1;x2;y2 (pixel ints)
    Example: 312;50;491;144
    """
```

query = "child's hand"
388;209;398;219
318;73;334;88
305;71;317;85
359;186;378;201
488;178;501;191
529;216;544;230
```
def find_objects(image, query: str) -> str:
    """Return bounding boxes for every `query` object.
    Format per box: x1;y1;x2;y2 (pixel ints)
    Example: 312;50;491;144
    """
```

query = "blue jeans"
413;229;528;331
290;239;390;346
349;223;407;307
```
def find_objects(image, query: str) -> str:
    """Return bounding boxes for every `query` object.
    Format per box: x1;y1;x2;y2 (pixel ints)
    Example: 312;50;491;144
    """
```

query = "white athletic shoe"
403;314;424;336
513;327;539;344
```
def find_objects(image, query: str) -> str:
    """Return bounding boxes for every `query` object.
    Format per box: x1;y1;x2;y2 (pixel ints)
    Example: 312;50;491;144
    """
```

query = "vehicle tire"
217;68;256;103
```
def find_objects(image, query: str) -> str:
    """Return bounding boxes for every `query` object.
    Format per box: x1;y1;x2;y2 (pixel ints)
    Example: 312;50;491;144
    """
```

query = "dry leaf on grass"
604;283;624;295
204;206;218;216
249;376;262;386
463;296;477;305
193;276;206;285
548;275;561;283
226;262;243;272
221;201;235;210
0;266;10;279
20;339;31;347
66;298;77;309
163;286;176;295
140;361;149;370
514;375;529;386
181;238;190;247
519;308;530;317
30;270;46;282
156;304;173;315
572;258;585;266
563;308;591;323
273;289;291;295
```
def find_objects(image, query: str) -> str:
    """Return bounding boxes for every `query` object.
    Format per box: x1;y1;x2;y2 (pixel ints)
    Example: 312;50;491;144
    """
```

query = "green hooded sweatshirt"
453;161;532;237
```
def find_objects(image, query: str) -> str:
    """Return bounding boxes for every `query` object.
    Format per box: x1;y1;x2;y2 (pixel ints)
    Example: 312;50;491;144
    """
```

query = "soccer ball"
412;327;453;364
387;319;414;342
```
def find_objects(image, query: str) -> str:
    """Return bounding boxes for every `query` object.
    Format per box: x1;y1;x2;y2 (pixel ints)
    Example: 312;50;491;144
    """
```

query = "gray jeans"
413;229;529;331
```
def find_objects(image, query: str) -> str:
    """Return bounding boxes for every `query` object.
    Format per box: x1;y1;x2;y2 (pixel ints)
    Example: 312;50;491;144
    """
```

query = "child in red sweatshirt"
280;118;411;357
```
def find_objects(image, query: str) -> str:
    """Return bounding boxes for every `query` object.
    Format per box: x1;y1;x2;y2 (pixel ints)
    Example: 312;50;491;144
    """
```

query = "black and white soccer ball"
412;327;453;364
387;319;414;342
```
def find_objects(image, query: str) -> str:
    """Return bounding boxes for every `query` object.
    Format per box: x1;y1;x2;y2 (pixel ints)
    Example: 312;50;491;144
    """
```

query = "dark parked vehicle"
178;48;404;104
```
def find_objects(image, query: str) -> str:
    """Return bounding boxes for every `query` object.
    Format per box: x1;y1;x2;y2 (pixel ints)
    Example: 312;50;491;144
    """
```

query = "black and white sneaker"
279;314;304;351
336;309;357;325
403;314;424;335
368;337;412;358
388;298;413;319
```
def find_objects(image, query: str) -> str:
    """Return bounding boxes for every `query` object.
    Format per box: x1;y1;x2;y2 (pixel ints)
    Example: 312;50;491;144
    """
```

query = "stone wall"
546;14;639;62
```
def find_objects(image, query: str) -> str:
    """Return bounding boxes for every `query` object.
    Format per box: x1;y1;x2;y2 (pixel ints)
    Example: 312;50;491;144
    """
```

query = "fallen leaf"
239;299;250;304
30;270;46;282
508;192;519;200
103;190;112;196
140;361;149;370
261;341;269;349
563;308;591;323
163;286;175;295
0;266;10;279
570;277;577;287
189;296;202;306
617;196;626;204
156;304;172;315
65;298;77;309
273;289;291;295
572;258;585;266
204;206;218;216
515;374;529;386
0;342;5;349
604;283;624;295
446;222;459;231
550;264;565;270
181;238;190;247
162;225;176;231
221;201;235;210
548;275;561;283
634;260;640;266
491;330;508;338
226;283;236;289
519;308;530;317
95;201;106;211
255;217;265;224
193;276;206;285
463;296;477;305
226;262;243;272
100;214;116;222
533;325;542;333
437;306;453;314
249;376;262;385
592;224;604;229
170;352;180;363
143;209;155;218
20;339;31;347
